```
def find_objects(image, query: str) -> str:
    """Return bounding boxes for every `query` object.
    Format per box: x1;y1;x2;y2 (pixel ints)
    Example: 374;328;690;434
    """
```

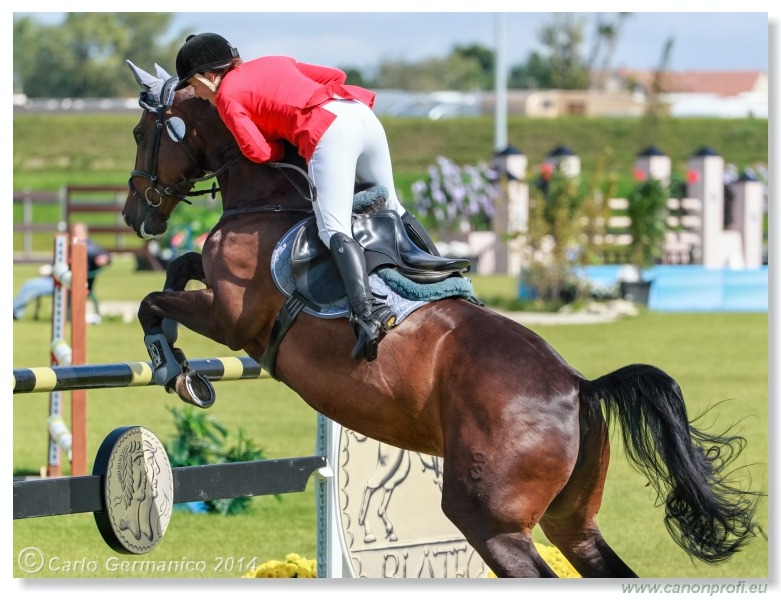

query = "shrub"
165;405;268;515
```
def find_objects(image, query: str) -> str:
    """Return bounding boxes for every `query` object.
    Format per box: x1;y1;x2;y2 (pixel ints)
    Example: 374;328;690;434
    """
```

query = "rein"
268;161;317;203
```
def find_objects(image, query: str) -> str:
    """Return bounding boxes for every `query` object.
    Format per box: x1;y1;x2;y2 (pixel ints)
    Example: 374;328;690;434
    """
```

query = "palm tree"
586;12;632;90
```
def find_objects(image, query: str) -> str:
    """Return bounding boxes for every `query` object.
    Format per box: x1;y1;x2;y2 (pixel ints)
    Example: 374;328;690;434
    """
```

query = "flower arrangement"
243;553;317;578
410;156;498;233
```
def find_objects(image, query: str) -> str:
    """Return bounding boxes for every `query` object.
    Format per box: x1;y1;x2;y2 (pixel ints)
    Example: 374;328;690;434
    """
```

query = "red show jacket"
214;56;376;163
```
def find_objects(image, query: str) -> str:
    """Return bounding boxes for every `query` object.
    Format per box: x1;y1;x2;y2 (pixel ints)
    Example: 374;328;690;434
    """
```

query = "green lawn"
12;260;768;579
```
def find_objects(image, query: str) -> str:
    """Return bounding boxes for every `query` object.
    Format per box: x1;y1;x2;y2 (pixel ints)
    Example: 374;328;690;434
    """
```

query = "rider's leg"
330;233;396;361
351;102;450;260
311;99;397;361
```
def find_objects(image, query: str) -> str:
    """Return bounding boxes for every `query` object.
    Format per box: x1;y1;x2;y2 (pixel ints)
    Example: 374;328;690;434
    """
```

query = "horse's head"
123;60;219;239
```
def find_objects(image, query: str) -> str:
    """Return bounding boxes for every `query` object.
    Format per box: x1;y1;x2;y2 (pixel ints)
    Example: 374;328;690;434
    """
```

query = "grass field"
11;257;769;580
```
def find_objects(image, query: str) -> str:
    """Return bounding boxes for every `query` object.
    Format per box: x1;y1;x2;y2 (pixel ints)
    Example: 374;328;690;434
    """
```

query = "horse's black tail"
580;363;764;564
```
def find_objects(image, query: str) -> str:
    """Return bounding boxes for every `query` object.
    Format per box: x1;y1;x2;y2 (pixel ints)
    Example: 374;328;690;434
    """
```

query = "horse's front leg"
139;253;225;409
162;251;206;291
140;287;231;409
157;251;207;345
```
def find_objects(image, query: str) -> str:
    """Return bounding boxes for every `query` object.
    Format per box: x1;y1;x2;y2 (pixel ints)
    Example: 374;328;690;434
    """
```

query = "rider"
173;32;447;362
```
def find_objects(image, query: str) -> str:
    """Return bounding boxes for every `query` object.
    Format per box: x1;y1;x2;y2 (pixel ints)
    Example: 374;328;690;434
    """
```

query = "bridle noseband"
128;76;239;216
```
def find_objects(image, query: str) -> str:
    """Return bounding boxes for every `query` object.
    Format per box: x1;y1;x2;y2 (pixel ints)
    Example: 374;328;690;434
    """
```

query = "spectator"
12;263;55;321
13;223;112;322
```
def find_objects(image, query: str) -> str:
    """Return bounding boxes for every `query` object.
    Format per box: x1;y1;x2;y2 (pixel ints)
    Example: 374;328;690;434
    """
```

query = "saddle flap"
291;219;345;304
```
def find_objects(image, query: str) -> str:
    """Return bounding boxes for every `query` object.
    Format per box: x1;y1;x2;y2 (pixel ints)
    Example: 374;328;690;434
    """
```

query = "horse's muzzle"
140;215;168;239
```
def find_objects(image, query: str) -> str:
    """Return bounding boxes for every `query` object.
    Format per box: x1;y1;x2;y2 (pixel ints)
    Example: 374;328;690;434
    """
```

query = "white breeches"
309;98;406;247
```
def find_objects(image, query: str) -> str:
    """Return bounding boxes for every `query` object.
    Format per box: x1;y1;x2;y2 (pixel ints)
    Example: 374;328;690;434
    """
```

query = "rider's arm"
217;97;284;163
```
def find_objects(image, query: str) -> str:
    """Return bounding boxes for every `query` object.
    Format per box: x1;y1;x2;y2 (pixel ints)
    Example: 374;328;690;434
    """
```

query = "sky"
11;4;773;75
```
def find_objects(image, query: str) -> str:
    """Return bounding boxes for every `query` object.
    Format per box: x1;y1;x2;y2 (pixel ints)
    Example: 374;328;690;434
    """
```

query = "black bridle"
128;76;240;214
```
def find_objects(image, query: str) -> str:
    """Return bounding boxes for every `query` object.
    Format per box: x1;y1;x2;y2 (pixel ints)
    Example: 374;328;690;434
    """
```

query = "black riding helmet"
174;33;240;90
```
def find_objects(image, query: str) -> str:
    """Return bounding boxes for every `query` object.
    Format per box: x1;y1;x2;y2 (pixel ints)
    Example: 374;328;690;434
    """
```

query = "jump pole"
13;356;269;393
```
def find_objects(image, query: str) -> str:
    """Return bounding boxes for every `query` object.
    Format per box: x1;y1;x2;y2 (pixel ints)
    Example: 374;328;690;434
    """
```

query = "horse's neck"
216;159;312;214
188;102;311;213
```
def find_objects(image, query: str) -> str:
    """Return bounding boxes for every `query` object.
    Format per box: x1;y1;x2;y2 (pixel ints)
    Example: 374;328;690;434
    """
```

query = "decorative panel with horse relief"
336;429;489;578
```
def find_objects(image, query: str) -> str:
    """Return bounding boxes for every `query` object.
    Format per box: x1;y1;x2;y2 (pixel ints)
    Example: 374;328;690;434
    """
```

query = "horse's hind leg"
441;479;559;577
440;438;579;577
539;410;638;578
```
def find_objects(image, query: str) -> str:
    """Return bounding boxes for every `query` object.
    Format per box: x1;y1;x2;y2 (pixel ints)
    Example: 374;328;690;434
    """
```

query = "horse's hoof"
174;371;216;409
364;533;377;543
387;531;398;542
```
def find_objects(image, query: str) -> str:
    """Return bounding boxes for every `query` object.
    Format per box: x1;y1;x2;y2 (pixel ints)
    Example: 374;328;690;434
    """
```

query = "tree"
452;44;495;89
14;13;180;98
373;44;494;91
508;14;592;90
585;13;632;90
509;51;554;89
537;14;589;90
642;37;675;145
341;67;374;88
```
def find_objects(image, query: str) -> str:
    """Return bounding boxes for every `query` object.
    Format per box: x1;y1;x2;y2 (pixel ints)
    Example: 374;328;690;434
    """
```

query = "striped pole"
13;356;268;394
14;356;271;394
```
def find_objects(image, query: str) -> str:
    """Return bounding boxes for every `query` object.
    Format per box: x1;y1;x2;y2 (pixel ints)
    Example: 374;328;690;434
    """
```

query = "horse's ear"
126;59;160;91
154;63;173;81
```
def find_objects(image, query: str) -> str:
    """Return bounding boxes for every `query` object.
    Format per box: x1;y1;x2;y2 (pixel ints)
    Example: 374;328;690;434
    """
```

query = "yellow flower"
244;554;318;578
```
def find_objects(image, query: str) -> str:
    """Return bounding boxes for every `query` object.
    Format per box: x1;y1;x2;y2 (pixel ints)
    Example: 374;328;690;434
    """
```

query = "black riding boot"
401;212;485;307
330;233;397;361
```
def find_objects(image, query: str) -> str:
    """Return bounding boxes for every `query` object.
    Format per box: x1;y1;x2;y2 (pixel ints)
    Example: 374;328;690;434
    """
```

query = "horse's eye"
133;130;143;143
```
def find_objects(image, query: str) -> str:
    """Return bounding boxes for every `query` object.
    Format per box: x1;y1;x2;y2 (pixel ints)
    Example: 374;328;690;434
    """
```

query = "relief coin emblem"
93;426;174;554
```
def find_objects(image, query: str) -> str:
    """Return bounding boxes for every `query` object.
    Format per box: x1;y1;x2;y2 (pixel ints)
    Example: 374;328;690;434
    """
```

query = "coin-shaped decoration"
93;426;174;554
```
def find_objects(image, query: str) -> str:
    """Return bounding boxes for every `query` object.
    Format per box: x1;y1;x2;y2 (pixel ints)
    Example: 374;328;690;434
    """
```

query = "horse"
121;62;763;578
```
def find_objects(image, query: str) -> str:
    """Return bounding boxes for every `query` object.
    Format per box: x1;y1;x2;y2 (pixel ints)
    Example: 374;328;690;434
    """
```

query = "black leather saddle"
290;211;470;306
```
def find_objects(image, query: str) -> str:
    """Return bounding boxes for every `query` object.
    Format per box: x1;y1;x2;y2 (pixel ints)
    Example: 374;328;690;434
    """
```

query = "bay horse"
122;62;763;578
